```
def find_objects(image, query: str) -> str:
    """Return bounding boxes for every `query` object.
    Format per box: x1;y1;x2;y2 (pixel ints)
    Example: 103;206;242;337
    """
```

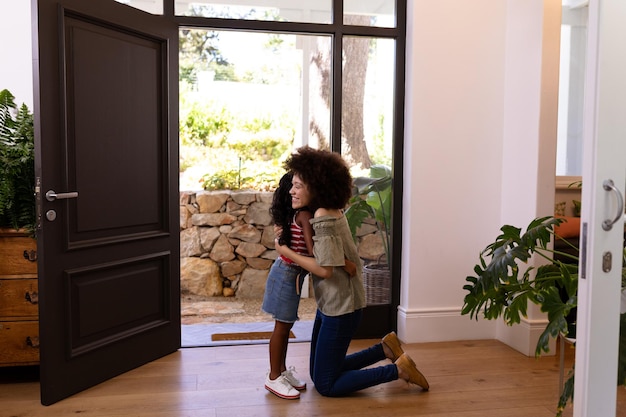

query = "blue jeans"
310;309;398;396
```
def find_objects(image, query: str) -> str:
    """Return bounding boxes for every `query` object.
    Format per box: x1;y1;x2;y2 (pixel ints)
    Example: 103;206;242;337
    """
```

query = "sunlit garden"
178;27;393;192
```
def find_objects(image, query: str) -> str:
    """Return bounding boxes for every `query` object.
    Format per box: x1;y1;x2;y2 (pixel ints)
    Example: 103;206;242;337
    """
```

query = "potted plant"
461;216;626;416
0;89;36;235
345;164;392;304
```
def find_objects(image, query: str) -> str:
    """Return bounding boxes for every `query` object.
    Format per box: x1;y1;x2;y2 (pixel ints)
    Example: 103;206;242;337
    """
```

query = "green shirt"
310;214;366;316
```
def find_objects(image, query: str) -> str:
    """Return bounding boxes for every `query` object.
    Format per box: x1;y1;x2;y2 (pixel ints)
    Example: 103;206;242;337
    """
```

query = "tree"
179;29;232;85
342;15;372;168
309;15;372;168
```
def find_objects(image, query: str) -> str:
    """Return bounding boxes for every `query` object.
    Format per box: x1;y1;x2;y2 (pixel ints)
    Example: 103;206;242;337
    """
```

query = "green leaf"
344;197;374;241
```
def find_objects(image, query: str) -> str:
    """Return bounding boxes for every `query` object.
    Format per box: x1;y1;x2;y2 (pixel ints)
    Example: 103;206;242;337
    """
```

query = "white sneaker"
282;366;307;390
265;373;300;399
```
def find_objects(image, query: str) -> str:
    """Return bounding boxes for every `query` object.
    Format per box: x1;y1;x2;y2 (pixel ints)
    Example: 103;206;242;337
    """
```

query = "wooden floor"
1;338;625;417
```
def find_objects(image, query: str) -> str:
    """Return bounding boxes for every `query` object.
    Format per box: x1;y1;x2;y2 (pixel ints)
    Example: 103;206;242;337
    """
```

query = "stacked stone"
180;190;276;299
179;190;387;299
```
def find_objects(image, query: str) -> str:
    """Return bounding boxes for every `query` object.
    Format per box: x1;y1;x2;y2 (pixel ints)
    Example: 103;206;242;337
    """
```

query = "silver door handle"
45;190;79;202
602;179;624;231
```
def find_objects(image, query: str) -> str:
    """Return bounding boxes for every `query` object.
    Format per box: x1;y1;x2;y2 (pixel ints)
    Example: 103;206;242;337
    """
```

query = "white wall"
399;0;560;357
0;1;34;109
496;0;561;355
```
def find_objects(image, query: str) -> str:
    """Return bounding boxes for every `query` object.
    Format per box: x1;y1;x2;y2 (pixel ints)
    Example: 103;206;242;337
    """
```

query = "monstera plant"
461;216;626;416
345;164;392;265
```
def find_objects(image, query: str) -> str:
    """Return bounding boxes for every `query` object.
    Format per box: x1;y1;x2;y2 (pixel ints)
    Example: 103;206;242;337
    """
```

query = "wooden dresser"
0;229;39;366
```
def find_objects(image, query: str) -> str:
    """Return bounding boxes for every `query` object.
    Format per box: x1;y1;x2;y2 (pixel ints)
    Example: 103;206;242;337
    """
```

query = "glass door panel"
179;29;331;190
115;0;163;14
344;0;395;28
175;0;332;23
342;36;395;306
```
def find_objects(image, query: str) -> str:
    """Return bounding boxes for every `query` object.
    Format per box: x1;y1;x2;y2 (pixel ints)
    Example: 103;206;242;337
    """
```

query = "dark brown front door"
33;0;179;405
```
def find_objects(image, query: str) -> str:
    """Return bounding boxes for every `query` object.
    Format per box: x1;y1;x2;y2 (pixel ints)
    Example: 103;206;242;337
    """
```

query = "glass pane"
175;0;332;23
179;29;331;190
114;0;163;14
342;36;395;305
556;4;587;176
344;0;395;28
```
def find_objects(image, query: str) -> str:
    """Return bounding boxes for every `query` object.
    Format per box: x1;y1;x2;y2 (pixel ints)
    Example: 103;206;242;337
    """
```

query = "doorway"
119;0;406;344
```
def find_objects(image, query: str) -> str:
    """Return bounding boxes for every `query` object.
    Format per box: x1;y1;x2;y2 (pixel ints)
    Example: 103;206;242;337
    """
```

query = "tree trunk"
309;15;372;167
341;15;372;168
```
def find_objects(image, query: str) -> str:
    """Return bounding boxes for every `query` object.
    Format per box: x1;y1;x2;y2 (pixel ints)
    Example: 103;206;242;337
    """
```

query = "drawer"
0;321;40;366
0;234;37;275
0;278;38;317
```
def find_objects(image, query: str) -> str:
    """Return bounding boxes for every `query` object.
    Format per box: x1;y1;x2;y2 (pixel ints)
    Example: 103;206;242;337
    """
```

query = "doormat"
211;331;295;341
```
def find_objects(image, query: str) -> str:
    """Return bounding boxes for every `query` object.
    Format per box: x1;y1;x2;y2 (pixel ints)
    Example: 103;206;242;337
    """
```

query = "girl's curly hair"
283;146;352;211
270;172;295;246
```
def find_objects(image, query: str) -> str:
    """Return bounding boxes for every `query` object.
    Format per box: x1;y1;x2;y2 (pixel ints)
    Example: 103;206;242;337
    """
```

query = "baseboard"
397;305;555;357
397;305;495;343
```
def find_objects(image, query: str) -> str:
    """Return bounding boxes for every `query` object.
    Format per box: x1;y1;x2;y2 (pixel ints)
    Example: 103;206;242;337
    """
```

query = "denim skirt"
262;257;307;323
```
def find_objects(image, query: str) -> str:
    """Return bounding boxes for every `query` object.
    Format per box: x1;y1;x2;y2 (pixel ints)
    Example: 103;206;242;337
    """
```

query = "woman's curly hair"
270;172;295;246
283;146;353;211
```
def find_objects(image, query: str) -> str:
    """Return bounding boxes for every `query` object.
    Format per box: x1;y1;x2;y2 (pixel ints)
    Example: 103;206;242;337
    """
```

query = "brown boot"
381;331;404;362
395;353;429;390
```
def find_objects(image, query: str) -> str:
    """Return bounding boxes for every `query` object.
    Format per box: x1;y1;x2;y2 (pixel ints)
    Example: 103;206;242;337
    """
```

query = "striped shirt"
280;212;310;263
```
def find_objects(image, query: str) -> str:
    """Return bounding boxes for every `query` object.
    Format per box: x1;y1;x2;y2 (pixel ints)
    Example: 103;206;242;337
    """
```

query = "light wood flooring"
2;338;625;417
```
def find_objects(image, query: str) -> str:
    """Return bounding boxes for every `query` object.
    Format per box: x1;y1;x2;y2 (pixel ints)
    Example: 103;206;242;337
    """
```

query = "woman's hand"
343;258;357;277
275;239;333;279
274;238;287;256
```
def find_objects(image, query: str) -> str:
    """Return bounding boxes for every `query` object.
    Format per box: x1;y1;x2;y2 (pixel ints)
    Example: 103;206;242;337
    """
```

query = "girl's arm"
275;239;333;279
295;209;314;256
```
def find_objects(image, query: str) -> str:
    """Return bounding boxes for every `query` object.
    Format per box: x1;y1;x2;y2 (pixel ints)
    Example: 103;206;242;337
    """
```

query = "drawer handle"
25;291;39;304
26;336;40;348
23;249;37;262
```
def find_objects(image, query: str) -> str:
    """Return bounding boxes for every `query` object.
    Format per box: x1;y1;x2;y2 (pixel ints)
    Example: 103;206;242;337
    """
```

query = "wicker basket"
362;263;390;305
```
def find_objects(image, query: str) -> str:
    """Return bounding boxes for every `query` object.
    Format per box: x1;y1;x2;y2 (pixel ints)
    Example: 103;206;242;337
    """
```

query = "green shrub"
180;103;231;147
199;157;285;191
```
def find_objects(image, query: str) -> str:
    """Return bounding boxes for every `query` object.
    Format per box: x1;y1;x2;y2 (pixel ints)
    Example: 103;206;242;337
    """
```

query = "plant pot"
362;263;390;305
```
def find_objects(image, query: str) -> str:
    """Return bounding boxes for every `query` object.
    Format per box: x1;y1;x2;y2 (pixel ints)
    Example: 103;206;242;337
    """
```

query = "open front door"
574;1;626;415
32;0;179;405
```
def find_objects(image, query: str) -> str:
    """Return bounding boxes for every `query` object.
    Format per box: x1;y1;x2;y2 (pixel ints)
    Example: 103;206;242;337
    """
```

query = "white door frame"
574;0;626;415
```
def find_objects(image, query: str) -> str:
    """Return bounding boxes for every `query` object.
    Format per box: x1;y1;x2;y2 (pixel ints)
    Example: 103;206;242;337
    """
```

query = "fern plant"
462;216;626;416
0;89;36;234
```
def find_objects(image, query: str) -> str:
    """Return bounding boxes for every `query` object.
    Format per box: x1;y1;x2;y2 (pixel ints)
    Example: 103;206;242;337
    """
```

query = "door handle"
602;179;624;231
45;190;79;202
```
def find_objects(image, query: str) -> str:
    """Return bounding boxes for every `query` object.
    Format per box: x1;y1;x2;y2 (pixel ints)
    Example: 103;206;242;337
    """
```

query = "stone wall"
180;190;276;299
179;190;386;299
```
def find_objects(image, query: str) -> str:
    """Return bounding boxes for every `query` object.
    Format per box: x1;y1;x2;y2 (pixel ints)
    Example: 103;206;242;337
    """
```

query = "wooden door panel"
66;253;171;357
65;14;167;244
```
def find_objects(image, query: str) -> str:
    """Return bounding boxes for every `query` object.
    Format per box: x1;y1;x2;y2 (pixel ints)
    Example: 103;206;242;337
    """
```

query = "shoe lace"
276;375;294;390
284;366;302;382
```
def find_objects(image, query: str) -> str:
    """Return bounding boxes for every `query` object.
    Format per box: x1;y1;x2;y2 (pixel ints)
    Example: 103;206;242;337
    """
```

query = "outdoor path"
181;295;317;325
180;295;317;347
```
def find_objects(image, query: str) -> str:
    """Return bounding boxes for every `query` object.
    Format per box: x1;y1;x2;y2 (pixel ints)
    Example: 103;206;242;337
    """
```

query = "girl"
275;146;429;397
262;172;312;399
